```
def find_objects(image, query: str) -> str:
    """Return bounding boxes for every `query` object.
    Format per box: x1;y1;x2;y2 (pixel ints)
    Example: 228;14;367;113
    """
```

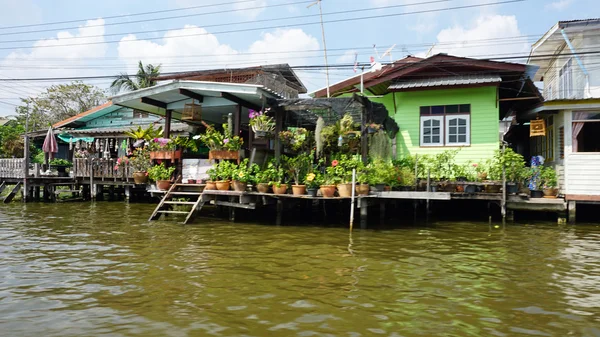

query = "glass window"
446;116;470;145
445;105;459;113
431;106;445;114
459;104;471;113
420;106;430;115
421;116;444;146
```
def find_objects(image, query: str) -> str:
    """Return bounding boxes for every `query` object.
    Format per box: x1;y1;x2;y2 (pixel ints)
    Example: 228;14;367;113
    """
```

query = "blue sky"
0;0;597;116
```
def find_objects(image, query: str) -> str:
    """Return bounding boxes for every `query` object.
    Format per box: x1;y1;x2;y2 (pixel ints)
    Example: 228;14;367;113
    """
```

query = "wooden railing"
0;158;25;178
74;158;134;180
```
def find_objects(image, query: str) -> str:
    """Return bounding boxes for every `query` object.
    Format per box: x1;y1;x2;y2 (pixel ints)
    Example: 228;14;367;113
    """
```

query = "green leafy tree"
110;61;162;93
15;81;106;127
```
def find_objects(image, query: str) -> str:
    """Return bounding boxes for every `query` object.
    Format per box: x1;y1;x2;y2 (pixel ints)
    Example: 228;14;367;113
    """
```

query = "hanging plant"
315;116;324;157
368;129;391;161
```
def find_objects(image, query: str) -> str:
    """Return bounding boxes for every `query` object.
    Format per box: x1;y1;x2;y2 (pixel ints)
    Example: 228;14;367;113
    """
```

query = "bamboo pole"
350;168;356;231
501;142;507;225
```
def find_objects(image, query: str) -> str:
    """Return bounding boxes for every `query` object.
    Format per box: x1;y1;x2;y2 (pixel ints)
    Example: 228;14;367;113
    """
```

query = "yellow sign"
530;119;546;137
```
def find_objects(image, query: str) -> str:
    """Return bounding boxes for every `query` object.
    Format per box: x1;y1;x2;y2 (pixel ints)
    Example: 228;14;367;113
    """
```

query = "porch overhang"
110;80;280;125
521;98;600;120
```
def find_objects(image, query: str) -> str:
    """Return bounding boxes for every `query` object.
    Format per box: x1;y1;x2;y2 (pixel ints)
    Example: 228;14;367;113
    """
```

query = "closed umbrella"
42;127;58;162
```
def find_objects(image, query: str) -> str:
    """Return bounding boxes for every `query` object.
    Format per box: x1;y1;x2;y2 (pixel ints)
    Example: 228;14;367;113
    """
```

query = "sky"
0;0;597;117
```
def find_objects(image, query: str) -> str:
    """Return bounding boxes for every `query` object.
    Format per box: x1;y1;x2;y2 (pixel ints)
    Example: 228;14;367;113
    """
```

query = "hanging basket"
182;99;202;121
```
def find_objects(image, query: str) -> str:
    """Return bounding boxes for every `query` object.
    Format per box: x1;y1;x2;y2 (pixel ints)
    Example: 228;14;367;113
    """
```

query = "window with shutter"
420;116;444;146
446;116;470;146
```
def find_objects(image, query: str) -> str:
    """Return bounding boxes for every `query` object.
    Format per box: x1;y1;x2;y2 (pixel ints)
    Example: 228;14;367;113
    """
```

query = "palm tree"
110;61;162;93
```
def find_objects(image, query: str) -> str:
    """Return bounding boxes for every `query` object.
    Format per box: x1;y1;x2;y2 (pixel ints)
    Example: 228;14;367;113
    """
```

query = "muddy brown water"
1;202;599;336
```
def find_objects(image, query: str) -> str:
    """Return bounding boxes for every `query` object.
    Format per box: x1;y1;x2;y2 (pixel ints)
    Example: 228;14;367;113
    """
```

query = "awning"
110;80;281;125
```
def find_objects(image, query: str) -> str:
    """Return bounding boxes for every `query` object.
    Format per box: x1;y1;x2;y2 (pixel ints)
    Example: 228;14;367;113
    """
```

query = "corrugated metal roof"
70;122;192;135
388;74;502;90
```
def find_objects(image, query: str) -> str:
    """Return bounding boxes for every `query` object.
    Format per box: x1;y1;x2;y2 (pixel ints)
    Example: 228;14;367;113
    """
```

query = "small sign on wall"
530;119;546;137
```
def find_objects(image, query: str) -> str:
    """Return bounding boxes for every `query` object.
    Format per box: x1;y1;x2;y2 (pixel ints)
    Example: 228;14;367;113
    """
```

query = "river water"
1;202;599;337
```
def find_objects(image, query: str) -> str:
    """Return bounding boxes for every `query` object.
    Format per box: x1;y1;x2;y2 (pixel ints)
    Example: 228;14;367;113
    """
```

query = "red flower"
331;160;339;167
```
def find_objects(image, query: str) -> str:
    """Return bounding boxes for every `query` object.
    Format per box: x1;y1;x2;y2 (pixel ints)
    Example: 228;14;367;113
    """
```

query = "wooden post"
124;186;131;201
361;106;368;164
501;142;507;224
426;168;431;221
568;201;576;223
360;198;368;229
379;200;385;225
89;157;95;200
234;104;242;137
350;169;356;231
276;198;283;225
164;109;172;139
414;154;419;191
274;109;284;162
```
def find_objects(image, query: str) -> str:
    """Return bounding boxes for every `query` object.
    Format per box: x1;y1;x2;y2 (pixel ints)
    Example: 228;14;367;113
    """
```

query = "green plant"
148;163;175;181
315;116;325;157
148;137;176;151
357;166;371;184
540;166;558;189
279;128;310;152
320;122;340;154
129;148;152;172
304;172;323;188
172;136;198;152
223;135;243;151
214;160;236;181
327;154;364;184
195;126;225;151
368;129;391;161
125;124;163;141
49;158;72;167
282;153;313;185
366;160;392;185
249;108;275;133
206;166;219;182
398;167;416;187
491;147;527;182
32;152;45;164
232;159;260;184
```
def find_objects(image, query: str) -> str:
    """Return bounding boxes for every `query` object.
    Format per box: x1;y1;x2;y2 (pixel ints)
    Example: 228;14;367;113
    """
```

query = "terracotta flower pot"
156;180;171;191
320;185;336;198
205;181;217;190
232;180;246;192
543;188;558;198
337;183;353;197
133;171;148;184
292;185;306;195
272;184;288;195
257;183;270;193
216;181;231;191
356;184;370;196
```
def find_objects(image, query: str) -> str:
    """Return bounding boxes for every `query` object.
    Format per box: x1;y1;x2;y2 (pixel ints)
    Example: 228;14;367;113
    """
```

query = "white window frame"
420;116;444;147
559;58;573;99
445;115;470;146
546;83;553;100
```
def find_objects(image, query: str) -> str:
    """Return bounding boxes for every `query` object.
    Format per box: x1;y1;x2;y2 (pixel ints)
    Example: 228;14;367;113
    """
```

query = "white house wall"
563;109;600;196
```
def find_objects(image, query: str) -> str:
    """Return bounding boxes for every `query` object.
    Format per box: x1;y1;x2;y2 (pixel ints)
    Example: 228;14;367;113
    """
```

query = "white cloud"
247;29;320;64
423;15;528;59
233;0;267;20
545;0;574;10
0;19;109;116
336;50;358;64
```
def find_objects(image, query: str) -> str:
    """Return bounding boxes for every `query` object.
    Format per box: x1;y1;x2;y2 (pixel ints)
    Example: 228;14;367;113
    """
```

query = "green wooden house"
312;54;541;164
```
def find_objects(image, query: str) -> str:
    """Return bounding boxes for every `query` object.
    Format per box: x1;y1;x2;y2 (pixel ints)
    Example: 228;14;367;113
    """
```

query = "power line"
0;50;597;82
0;0;314;36
0;0;262;31
0;0;525;51
0;0;455;44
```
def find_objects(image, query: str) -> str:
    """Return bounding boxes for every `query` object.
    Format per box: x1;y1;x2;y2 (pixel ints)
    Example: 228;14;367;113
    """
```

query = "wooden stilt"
276;199;283;226
379;200;385;225
360;198;368;229
0;181;6;195
568;201;576;223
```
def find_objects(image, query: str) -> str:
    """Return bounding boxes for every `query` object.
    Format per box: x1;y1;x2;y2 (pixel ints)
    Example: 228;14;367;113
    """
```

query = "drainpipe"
561;29;591;97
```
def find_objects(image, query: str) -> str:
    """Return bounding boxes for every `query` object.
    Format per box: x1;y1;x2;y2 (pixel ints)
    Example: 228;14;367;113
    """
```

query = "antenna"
425;44;436;58
381;44;396;63
308;0;331;98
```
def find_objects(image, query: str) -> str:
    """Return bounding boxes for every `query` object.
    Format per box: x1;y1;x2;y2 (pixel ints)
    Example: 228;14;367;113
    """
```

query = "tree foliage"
15;81;106;128
110;61;162;93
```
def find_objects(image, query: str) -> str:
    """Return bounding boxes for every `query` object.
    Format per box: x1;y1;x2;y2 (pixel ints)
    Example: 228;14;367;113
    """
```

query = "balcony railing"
74;158;134;180
0;158;25;179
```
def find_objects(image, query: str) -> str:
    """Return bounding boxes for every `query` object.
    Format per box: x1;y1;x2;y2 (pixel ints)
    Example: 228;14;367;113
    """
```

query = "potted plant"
355;167;371;196
214;160;236;191
49;158;72;177
127;148;152;184
541;166;558;198
527;164;544;198
320;172;338;198
231;159;260;192
249;108;275;138
279;128;311;153
398;167;416;191
196;124;243;161
255;168;274;193
327;155;364;197
282;153;312;196
148;137;183;163
269;163;288;195
367;160;390;192
304;172;322;197
205;166;218;190
148;163;176;190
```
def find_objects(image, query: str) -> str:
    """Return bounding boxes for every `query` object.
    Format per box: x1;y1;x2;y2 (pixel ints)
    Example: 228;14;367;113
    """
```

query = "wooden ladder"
149;183;206;224
3;182;21;203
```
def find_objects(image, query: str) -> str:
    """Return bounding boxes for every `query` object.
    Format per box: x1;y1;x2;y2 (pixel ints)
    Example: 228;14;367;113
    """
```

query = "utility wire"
0;50;597;82
0;0;525;50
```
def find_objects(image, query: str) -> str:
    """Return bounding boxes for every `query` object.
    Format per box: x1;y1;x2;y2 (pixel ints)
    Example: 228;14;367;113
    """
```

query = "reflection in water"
1;202;599;336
